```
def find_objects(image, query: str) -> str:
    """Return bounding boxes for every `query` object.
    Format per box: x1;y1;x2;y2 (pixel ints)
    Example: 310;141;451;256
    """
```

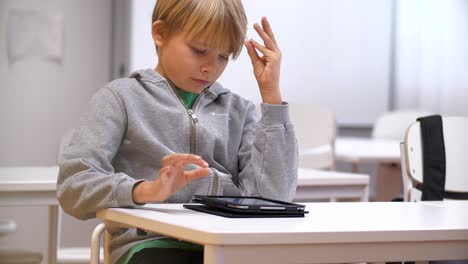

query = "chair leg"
90;223;106;264
104;228;112;264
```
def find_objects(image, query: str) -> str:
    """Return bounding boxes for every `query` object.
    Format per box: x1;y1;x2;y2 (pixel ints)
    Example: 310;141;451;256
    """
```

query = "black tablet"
183;204;307;218
191;195;307;214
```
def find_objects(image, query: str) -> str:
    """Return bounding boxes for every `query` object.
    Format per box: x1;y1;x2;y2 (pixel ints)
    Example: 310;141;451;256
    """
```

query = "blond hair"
152;0;247;59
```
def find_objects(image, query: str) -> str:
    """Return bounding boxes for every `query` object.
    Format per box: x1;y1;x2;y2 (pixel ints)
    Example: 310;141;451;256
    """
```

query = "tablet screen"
216;197;283;206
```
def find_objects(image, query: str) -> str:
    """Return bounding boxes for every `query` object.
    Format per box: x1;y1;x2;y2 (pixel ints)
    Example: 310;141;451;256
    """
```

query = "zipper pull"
188;109;198;123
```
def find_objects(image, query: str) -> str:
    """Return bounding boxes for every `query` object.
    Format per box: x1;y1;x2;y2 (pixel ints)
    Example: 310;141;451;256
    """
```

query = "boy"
57;0;298;263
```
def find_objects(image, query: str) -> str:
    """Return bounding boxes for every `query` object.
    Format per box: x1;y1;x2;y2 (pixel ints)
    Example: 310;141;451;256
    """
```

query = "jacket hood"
129;69;231;98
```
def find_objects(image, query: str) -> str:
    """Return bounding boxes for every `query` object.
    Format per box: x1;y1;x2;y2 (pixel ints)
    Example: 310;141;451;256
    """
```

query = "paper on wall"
7;9;64;63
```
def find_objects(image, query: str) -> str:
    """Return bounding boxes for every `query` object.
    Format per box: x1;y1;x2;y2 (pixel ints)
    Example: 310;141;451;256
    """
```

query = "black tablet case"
183;204;307;218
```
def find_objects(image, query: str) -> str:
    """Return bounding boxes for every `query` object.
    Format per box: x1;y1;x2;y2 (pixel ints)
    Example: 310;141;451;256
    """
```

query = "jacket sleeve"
57;87;142;220
213;101;298;202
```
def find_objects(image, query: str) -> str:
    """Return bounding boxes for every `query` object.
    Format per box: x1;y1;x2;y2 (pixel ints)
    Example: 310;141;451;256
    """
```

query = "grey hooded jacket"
57;69;298;262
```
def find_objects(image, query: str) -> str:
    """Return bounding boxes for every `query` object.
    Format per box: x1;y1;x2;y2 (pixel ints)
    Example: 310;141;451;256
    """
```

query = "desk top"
335;137;401;163
98;201;468;246
0;166;59;191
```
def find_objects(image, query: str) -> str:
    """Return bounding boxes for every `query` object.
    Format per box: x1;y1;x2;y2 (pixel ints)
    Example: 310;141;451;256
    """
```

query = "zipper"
211;168;219;195
167;81;218;195
188;88;208;153
167;80;207;154
187;109;198;153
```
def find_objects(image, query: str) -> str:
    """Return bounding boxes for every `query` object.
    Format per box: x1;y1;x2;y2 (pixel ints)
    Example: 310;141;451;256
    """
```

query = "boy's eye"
192;48;207;55
219;54;230;61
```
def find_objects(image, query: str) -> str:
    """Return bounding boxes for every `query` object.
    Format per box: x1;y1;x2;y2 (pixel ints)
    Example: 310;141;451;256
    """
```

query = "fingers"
253;19;278;52
158;166;171;179
249;39;270;57
155;155;210;202
254;23;278;51
245;40;261;65
247;16;280;61
261;16;277;45
162;153;209;168
184;168;210;181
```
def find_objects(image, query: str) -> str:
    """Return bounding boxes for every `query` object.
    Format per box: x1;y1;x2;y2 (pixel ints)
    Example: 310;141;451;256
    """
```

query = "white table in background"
97;201;468;264
335;137;402;201
296;168;369;202
335;137;401;171
0;166;60;264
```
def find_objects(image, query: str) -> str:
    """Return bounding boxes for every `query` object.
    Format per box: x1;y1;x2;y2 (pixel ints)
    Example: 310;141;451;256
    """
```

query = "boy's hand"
132;154;210;203
245;16;282;105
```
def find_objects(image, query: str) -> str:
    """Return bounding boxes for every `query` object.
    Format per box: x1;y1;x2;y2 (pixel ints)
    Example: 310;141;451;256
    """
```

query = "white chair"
372;110;433;141
56;209;105;264
90;223;107;264
288;103;336;170
401;116;468;201
371;110;433;201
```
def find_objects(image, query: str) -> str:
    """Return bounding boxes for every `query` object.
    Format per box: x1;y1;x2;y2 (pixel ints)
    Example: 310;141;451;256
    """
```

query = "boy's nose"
200;57;218;74
200;62;213;74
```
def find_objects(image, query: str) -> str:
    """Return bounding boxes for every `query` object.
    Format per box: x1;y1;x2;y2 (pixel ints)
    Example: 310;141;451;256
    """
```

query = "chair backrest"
288;103;336;170
372;110;433;141
400;142;410;201
403;116;468;201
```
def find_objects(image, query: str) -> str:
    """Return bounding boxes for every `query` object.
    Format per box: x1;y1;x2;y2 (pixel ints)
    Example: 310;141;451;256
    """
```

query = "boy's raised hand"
132;154;210;203
245;16;282;105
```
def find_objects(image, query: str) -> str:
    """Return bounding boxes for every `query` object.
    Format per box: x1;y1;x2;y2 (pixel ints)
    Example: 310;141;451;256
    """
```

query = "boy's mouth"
191;78;210;86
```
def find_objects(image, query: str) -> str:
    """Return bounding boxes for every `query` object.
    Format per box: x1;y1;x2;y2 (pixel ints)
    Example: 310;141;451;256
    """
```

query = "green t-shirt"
116;238;203;264
175;87;199;109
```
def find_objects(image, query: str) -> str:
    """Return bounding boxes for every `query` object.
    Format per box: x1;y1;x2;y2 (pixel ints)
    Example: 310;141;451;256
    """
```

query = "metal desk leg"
362;184;370;202
351;162;359;173
48;205;59;264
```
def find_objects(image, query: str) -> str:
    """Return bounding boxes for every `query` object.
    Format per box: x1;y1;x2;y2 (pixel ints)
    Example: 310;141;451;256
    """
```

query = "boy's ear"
152;20;167;48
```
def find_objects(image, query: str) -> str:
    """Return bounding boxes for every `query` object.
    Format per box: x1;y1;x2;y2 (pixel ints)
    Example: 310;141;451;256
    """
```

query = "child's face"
156;31;231;94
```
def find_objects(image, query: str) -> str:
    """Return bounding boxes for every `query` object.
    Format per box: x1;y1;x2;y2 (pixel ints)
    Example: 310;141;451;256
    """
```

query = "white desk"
335;137;403;201
335;137;401;169
296;168;369;202
0;166;60;264
97;201;468;264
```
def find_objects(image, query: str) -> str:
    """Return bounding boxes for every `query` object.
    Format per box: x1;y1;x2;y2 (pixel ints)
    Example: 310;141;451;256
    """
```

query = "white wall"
0;0;112;262
124;0;393;126
0;0;112;166
395;0;468;116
